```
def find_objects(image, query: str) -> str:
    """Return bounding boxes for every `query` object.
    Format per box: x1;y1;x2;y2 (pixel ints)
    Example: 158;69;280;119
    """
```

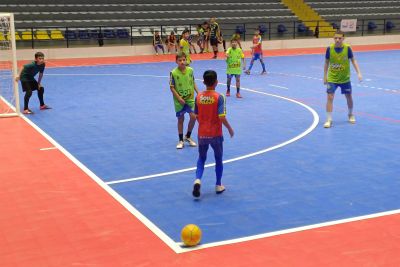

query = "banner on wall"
340;19;357;32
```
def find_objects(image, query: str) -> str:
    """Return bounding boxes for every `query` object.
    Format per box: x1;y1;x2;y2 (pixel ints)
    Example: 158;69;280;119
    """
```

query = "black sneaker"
192;179;201;198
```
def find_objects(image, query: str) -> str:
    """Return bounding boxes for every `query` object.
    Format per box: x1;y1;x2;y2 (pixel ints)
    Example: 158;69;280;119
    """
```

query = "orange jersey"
252;34;262;54
195;90;226;138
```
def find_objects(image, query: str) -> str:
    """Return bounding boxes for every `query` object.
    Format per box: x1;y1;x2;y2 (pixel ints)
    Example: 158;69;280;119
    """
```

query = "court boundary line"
16;72;318;253
19;114;183;253
177;208;400;253
16;58;400;254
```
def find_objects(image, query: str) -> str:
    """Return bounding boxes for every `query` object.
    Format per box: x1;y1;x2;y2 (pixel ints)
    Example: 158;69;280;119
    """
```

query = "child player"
225;39;245;98
15;51;51;114
192;70;234;198
323;31;362;128
245;29;266;75
179;29;192;65
169;52;199;149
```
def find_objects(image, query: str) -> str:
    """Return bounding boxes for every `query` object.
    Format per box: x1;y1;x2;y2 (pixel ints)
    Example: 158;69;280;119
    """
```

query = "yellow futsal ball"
181;224;202;247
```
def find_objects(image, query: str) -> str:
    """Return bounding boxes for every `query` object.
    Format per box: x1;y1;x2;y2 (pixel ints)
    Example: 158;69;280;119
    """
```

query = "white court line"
39;147;57;151
28;72;400;254
268;84;288;90
106;79;319;185
179;208;400;252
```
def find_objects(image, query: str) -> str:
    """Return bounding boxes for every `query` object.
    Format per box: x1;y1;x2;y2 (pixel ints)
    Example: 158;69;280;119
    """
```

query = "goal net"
0;13;20;117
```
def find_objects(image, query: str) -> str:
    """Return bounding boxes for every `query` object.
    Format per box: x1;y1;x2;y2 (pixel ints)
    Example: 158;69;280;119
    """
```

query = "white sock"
327;112;332;121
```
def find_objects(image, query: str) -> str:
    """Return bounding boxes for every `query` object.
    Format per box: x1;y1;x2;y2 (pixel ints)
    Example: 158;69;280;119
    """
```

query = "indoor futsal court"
1;45;400;266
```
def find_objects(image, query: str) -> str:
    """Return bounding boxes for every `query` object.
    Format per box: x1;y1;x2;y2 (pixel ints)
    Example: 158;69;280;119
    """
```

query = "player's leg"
211;140;225;194
211;38;218;59
324;83;338;128
260;57;267;74
176;113;185;148
226;74;232;96
37;86;51;110
246;55;256;74
21;81;36;114
235;75;242;98
340;82;355;123
185;111;197;147
193;143;209;197
345;93;355;123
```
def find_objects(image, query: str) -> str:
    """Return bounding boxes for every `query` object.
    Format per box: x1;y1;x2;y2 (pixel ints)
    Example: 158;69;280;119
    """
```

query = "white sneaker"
348;114;356;124
184;137;197;147
176;140;184;149
323;120;332;128
215;185;226;194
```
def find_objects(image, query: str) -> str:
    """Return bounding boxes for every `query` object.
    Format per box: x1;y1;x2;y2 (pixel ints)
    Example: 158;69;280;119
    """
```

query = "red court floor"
1;44;400;267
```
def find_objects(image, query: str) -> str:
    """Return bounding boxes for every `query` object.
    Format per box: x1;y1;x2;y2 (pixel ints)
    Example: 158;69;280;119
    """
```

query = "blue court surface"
24;50;400;246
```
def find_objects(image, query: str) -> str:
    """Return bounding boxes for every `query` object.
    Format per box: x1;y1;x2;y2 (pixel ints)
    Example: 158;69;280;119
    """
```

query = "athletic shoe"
212;55;217;59
323;120;332;128
245;70;250;75
40;104;52;110
226;91;230;97
192;179;201;198
261;70;267;75
215;185;225;194
236;93;243;98
348;114;356;124
184;137;197;147
23;109;34;114
176;140;184;149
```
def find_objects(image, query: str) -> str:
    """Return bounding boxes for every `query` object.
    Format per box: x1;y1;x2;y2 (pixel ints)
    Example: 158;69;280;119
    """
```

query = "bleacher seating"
305;0;400;20
0;1;297;28
35;30;50;40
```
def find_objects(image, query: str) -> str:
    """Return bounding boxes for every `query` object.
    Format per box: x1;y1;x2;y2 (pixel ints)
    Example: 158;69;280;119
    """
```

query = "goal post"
0;12;20;117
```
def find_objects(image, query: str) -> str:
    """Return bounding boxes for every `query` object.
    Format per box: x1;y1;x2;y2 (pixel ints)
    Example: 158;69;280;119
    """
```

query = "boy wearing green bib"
169;52;199;149
323;31;362;128
225;39;245;98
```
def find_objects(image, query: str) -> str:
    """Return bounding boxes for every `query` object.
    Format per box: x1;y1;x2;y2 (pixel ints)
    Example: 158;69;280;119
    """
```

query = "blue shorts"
176;103;194;117
227;74;241;79
252;53;263;61
326;82;352;94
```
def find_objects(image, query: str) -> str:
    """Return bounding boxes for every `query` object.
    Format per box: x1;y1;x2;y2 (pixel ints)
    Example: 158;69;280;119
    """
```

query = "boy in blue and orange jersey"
245;29;266;75
192;70;234;198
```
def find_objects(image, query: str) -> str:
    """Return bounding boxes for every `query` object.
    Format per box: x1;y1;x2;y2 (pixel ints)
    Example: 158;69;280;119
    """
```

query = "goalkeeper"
15;52;51;114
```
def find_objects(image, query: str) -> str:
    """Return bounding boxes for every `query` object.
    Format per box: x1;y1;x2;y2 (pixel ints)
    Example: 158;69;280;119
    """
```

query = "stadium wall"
13;35;400;60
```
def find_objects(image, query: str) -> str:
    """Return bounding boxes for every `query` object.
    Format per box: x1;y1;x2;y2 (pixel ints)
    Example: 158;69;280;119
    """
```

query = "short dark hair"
182;29;190;35
35;52;44;58
176;52;186;61
203;70;217;87
335;30;345;37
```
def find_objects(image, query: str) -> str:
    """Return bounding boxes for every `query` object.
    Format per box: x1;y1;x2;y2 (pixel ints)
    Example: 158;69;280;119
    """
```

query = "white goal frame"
0;13;20;117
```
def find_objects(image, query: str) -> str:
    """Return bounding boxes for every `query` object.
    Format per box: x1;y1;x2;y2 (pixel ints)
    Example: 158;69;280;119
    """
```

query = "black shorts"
210;37;219;46
21;80;39;92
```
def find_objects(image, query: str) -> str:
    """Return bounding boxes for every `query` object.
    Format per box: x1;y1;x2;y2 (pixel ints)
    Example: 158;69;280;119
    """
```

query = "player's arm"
218;95;234;137
169;73;185;104
323;59;329;84
193;75;199;95
241;52;246;70
220;117;234;137
15;67;24;81
37;72;44;88
350;57;362;82
323;47;330;84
